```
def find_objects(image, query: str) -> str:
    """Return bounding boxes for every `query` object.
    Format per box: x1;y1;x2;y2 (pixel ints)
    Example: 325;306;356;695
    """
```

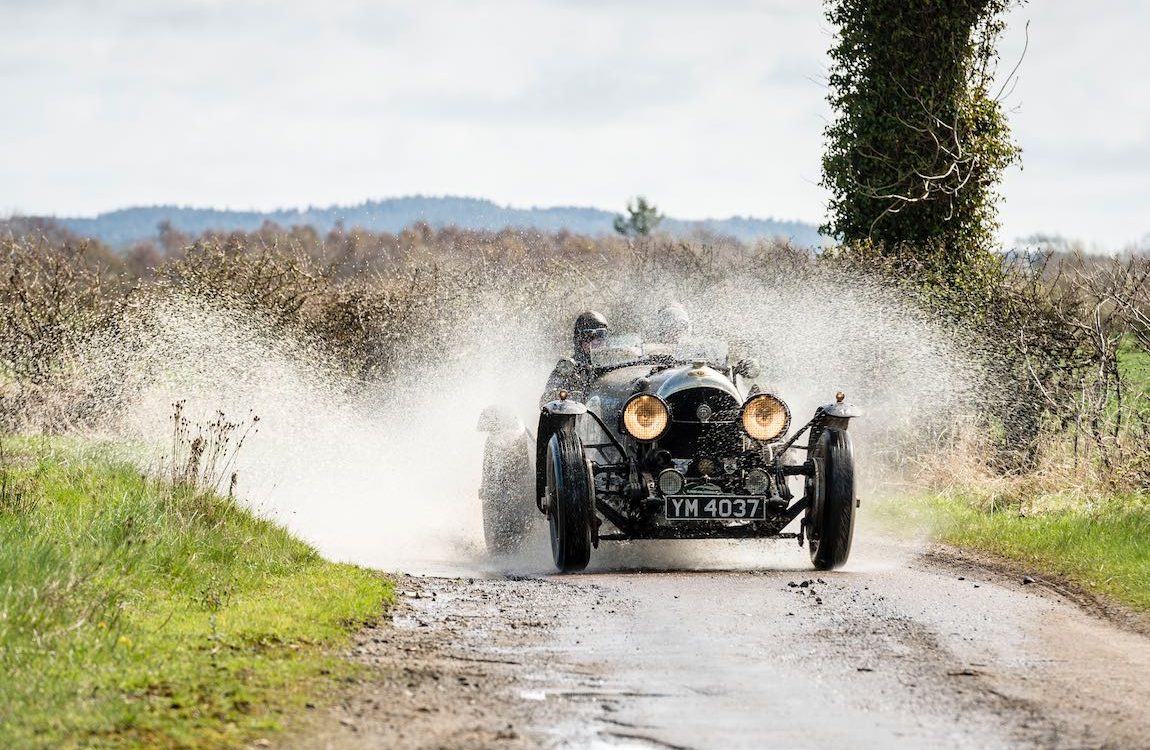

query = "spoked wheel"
545;421;593;572
807;428;856;571
480;432;534;556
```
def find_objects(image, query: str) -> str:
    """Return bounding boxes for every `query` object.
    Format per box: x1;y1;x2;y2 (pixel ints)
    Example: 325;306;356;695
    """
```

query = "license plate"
665;495;767;521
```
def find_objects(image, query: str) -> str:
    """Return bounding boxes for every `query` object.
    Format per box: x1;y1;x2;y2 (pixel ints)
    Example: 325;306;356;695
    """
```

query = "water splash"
63;263;978;574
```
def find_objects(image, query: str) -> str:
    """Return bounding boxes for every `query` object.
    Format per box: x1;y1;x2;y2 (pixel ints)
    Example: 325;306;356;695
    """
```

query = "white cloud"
996;1;1150;248
0;0;1145;247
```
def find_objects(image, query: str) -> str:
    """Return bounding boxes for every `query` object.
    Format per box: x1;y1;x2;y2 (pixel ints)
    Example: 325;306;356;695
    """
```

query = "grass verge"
875;490;1150;611
0;437;393;749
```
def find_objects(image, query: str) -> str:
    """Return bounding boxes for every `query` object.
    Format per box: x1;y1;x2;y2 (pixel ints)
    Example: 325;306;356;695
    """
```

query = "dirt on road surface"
296;539;1150;750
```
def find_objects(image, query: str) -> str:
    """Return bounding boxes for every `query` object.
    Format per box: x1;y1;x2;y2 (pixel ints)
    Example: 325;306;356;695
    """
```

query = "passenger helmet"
654;303;691;344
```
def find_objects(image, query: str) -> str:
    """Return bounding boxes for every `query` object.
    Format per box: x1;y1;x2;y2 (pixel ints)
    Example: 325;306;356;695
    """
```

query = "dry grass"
167;400;259;496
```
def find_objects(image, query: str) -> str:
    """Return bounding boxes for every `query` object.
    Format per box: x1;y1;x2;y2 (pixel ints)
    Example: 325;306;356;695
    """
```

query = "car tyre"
808;428;856;570
480;431;534;556
546;421;593;572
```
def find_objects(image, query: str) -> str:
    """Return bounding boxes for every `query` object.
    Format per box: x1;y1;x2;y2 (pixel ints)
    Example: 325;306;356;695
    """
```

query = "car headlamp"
745;467;770;494
622;394;670;441
741;394;790;442
657;469;684;495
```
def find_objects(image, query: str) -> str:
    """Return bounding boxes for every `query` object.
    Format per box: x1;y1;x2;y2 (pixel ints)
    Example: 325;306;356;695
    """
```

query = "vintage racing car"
478;337;860;572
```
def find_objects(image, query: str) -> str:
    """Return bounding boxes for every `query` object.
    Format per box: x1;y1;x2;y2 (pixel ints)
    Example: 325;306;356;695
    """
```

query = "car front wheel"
545;421;593;572
807;428;856;570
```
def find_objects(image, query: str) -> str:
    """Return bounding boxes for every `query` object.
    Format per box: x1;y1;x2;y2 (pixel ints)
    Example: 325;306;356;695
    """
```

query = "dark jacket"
540;355;594;407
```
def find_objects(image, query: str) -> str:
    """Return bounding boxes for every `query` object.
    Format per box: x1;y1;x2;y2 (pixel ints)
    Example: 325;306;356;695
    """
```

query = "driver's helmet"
653;303;691;344
573;310;609;355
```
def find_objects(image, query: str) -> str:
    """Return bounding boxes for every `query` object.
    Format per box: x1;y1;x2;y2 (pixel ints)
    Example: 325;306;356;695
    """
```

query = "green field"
1121;336;1150;381
1119;337;1150;419
0;438;392;749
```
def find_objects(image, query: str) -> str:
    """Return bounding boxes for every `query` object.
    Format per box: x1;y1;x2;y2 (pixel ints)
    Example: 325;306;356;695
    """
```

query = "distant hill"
49;196;823;248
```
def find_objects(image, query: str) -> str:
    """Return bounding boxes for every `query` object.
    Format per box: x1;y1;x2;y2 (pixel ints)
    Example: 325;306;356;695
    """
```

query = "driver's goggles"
585;328;609;348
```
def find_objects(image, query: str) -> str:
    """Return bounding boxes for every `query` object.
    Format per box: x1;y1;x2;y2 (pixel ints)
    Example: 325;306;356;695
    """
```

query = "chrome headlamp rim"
621;392;671;442
740;393;791;443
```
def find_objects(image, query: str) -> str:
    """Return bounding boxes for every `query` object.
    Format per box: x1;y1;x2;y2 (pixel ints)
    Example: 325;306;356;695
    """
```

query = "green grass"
1119;337;1150;389
0;437;392;749
875;491;1150;611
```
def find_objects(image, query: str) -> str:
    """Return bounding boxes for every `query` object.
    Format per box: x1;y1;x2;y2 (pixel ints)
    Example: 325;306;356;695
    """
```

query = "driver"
541;310;608;405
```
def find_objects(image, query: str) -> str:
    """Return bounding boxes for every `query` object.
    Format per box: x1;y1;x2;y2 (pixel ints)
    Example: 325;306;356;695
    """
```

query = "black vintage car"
478;338;860;572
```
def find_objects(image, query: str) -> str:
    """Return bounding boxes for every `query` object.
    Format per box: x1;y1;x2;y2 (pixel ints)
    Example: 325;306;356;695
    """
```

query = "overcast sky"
1;0;1146;249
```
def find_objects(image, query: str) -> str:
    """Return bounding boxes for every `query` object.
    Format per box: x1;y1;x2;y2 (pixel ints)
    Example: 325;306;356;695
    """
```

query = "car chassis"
480;354;861;572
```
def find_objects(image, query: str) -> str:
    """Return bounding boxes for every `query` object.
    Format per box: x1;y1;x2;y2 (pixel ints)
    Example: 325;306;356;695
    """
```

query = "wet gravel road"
300;539;1150;750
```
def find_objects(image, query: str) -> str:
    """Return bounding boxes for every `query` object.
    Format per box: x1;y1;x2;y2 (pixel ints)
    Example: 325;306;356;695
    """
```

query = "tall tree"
821;0;1021;266
613;197;663;237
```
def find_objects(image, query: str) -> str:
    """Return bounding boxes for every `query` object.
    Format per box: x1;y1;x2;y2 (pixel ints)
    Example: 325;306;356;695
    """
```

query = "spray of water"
64;262;978;575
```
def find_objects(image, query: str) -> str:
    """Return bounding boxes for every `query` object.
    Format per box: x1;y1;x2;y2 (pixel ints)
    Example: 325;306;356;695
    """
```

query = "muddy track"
294;539;1150;749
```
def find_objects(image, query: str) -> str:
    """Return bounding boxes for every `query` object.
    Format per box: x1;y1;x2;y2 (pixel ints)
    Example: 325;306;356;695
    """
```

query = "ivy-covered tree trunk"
821;0;1021;267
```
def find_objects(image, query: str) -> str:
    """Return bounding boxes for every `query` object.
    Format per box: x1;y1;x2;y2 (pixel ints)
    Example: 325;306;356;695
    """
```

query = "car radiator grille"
665;388;741;424
659;388;743;459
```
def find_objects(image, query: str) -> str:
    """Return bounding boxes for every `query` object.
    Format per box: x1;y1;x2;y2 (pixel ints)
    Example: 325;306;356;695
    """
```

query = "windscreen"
589;333;644;368
590;334;729;368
